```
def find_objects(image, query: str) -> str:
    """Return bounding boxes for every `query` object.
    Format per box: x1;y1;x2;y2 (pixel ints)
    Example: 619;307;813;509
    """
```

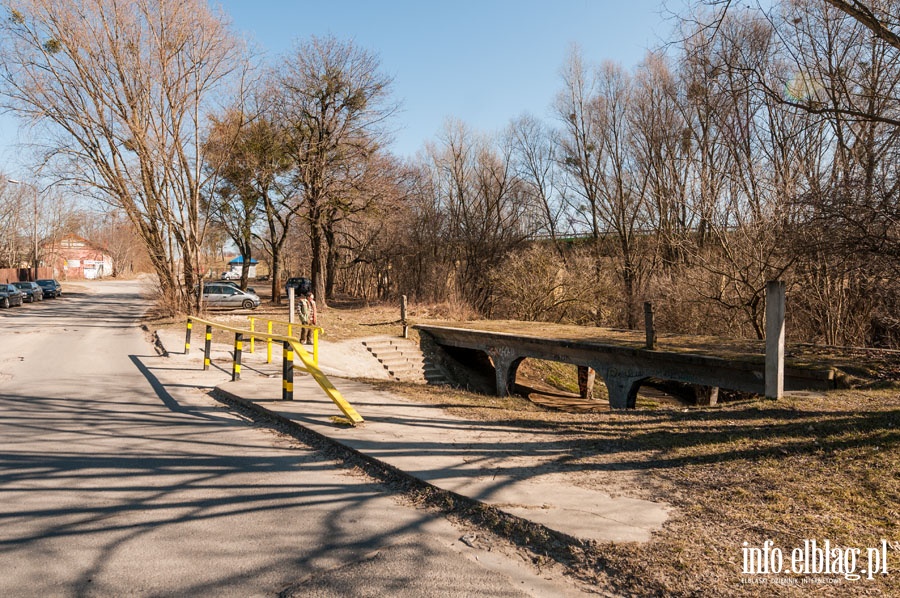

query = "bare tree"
0;0;247;313
273;35;396;306
509;114;569;251
420;120;535;313
0;177;27;268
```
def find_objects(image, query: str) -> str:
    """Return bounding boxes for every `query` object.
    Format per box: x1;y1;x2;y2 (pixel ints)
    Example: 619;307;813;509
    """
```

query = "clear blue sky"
219;0;675;158
0;0;676;174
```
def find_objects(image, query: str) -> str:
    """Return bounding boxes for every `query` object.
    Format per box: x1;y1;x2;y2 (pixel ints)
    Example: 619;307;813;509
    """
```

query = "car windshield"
13;283;27;289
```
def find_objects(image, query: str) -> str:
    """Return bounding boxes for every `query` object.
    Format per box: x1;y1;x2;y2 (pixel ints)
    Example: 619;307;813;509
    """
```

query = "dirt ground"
149;285;900;597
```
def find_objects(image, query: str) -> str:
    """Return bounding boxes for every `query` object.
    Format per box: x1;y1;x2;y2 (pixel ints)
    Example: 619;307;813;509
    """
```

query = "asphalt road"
0;279;584;597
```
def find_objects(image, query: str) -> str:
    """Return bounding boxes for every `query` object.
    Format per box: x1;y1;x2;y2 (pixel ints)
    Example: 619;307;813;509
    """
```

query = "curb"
209;386;595;559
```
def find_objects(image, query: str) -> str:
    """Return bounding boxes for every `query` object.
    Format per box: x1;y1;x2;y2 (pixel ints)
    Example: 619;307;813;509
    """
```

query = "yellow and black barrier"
247;316;322;367
184;316;363;425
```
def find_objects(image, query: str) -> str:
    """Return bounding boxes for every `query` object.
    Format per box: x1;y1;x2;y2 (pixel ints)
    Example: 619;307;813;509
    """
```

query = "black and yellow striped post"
232;332;243;381
184;319;193;354
203;325;212;370
282;340;294;400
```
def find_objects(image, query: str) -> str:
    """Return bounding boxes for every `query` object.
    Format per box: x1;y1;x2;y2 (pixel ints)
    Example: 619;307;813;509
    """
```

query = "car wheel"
242;299;254;309
1;297;8;308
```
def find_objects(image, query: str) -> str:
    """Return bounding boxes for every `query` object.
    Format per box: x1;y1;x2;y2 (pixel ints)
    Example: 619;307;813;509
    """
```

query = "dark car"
0;284;24;308
36;279;62;298
13;281;43;302
285;277;311;296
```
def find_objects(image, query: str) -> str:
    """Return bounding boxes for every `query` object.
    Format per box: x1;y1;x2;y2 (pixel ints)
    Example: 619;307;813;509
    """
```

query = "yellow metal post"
266;321;273;363
184;319;192;354
203;325;212;370
248;317;255;353
313;328;319;367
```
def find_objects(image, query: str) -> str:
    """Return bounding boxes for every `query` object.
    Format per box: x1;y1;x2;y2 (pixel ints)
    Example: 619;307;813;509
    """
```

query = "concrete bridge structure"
415;324;838;409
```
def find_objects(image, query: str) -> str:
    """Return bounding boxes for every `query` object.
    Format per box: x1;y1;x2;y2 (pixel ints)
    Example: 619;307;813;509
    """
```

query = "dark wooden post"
644;302;656;350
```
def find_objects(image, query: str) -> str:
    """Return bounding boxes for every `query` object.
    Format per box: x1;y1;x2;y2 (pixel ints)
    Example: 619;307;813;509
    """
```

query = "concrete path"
2;280;591;597
158;328;670;545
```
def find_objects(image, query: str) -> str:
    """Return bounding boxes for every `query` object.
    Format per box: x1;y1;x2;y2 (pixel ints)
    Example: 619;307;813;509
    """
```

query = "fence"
184;316;363;425
0;267;53;283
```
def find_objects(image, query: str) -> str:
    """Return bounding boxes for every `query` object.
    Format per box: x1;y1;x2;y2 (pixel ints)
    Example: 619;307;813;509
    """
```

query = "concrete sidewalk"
156;329;670;544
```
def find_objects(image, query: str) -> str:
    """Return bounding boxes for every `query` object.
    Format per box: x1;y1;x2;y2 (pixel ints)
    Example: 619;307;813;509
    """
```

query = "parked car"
219;280;255;294
200;283;260;309
12;281;43;302
0;284;24;308
35;279;62;298
220;270;241;280
285;276;312;296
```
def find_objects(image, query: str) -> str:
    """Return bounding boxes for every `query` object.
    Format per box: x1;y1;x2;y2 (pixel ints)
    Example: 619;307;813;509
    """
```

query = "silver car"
201;283;260;309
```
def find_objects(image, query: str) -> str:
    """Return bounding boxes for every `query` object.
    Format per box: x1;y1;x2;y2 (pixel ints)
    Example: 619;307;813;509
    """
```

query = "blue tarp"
227;256;258;264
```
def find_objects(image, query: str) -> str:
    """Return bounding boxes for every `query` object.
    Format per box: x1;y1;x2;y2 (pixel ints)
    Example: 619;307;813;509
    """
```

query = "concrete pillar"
577;366;596;400
489;347;521;397
765;280;785;400
602;371;643;409
288;287;295;324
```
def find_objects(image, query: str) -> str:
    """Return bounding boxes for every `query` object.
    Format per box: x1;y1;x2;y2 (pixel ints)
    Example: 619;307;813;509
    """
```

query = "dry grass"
148;295;900;596
373;381;900;596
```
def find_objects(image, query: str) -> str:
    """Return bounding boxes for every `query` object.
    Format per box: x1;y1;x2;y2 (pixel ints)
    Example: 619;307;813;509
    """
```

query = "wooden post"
644;302;656;350
401;295;408;339
577;366;596;400
765;280;785;400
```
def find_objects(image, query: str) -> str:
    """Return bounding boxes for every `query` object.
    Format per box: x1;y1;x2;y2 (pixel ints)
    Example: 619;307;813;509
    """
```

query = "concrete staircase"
362;338;449;385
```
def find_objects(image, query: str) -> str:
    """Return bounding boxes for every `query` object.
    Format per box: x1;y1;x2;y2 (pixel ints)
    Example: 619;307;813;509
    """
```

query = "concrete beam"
765;280;785;400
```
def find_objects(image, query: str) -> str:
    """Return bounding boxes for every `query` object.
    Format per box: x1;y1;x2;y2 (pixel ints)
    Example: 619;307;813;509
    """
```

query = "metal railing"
247;316;322;367
183;316;362;425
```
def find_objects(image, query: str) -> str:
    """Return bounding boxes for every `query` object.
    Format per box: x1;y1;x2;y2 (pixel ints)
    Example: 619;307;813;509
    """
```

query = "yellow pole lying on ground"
289;339;362;424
